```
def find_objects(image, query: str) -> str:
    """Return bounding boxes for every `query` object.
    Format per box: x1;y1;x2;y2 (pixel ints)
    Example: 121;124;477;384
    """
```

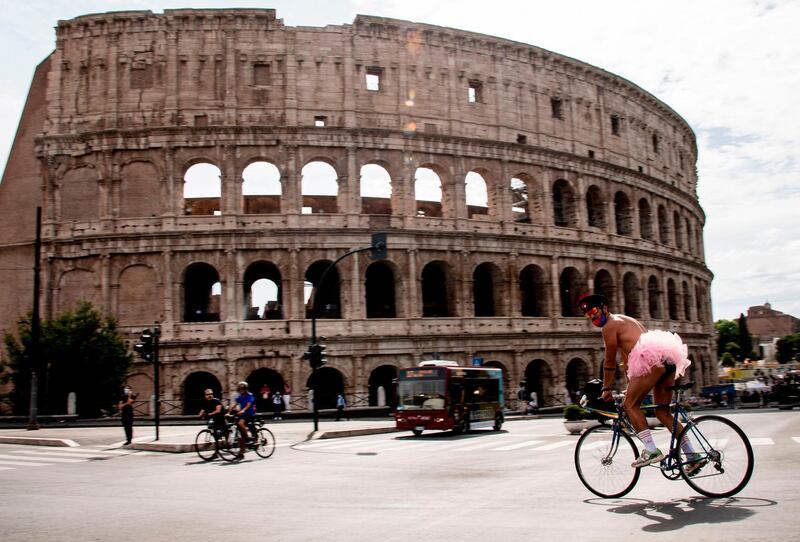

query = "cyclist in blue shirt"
230;381;255;458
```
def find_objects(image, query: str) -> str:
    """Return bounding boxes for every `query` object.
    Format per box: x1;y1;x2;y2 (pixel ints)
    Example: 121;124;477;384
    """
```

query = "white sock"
681;438;697;456
637;429;658;453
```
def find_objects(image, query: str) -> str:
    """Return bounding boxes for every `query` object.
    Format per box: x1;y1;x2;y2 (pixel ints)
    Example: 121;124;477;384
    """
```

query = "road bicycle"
216;416;276;461
574;381;754;498
194;418;229;461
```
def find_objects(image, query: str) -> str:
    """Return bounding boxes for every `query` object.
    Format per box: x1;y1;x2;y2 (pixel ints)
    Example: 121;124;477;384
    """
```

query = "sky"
0;0;798;322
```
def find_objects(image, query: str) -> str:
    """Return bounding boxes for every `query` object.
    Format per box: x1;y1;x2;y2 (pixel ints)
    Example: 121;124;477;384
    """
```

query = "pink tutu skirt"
627;330;691;379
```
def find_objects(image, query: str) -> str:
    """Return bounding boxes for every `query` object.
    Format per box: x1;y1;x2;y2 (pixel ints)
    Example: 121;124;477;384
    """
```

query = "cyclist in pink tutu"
579;294;702;471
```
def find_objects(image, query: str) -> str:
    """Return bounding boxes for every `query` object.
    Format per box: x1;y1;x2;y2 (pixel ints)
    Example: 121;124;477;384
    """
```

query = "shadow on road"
585;496;777;532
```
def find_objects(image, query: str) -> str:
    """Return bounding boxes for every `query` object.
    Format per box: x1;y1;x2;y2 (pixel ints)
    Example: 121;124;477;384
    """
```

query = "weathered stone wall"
0;9;715;414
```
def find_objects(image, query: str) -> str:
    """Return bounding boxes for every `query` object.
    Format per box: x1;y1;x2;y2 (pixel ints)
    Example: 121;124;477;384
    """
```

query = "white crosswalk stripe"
0;445;153;473
528;441;574;451
0;453;84;464
749;437;774;445
792;437;800;444
489;440;545;451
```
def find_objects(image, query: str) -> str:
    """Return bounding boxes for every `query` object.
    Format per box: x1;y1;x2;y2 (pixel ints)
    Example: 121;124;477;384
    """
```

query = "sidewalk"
0;417;399;452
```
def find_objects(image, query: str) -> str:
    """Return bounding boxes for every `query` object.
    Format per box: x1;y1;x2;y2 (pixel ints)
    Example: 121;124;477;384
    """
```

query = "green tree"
737;313;755;360
3;302;132;417
776;333;800;364
714;320;739;358
724;341;742;361
720;352;736;368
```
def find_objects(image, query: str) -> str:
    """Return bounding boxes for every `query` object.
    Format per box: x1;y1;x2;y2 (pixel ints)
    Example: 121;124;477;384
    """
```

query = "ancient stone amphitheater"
0;9;715;415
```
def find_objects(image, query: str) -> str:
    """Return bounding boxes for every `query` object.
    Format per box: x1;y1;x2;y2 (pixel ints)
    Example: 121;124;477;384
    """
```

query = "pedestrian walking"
272;390;284;420
283;384;292;412
119;387;135;445
336;393;348;421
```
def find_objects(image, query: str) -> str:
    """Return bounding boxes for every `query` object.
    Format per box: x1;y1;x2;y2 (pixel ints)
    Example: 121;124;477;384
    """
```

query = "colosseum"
0;9;716;415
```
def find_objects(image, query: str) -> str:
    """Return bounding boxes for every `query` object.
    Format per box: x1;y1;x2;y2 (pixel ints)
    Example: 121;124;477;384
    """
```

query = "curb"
130;442;196;453
315;427;399;439
0;436;79;447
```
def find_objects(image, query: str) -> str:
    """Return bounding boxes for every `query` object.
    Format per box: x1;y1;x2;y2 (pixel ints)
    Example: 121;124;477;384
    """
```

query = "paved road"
0;411;797;541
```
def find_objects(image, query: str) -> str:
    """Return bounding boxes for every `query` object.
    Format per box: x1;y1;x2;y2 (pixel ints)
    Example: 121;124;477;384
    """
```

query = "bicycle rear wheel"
194;429;216;461
254;427;276;458
575;425;641;498
217;428;243;462
678;415;754;498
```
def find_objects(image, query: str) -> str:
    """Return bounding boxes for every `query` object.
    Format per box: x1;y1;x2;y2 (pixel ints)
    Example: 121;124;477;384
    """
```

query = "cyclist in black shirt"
198;389;226;435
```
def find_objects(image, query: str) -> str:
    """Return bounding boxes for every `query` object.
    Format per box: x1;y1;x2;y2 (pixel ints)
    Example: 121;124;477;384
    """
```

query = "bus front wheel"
412;429;423;436
493;411;504;431
454;416;470;434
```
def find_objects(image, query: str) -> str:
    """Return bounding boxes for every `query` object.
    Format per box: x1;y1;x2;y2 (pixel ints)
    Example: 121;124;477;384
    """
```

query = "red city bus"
395;361;505;436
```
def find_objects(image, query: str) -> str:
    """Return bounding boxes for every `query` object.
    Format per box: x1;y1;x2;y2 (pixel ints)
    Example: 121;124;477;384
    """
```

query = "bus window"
398;379;446;410
464;378;499;403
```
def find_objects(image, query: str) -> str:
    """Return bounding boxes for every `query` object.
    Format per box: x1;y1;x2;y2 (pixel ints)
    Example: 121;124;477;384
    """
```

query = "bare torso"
601;313;648;373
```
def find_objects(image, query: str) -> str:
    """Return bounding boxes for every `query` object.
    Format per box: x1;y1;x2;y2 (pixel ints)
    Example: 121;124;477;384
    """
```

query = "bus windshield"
398;379;446;409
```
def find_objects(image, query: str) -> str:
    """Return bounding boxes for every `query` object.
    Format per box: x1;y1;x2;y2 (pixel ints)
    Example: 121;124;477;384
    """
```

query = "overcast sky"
0;0;797;322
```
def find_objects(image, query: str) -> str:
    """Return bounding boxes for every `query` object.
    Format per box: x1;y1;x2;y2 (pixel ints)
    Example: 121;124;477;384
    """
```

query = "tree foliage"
737;313;755;360
714;319;739;358
2;302;132;417
776;333;800;364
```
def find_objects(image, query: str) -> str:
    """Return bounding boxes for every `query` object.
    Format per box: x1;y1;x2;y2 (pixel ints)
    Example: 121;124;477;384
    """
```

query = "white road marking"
489;440;545;451
0;459;53;467
528;441;574;451
0;453;84;464
749;437;774;446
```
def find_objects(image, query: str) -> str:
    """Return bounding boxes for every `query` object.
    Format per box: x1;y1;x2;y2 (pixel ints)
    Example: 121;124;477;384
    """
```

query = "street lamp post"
27;207;42;431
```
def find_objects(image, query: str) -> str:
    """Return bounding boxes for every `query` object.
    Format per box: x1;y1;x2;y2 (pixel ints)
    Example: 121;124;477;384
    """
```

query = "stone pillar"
507;253;520;318
407;249;419;318
162;250;175;326
550;256;561;318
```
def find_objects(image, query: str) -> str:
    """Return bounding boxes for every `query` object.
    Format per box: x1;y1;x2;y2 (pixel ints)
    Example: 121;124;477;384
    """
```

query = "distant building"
747;303;800;360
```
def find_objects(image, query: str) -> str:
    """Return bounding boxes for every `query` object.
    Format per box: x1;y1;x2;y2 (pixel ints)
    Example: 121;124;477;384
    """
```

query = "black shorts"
663;360;677;375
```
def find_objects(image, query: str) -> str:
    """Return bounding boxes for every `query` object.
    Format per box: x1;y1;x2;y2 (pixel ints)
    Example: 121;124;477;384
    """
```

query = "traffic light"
304;340;328;369
370;232;387;260
133;328;154;362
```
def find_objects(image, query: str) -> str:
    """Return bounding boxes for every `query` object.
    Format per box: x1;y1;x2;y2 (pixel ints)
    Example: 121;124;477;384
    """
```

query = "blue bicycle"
574;382;754;498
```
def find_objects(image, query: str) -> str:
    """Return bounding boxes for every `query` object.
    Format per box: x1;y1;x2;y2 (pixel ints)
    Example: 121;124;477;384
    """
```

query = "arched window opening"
623;272;642;318
360;164;393;215
368;365;398;407
695;285;706;323
682;280;693;321
305;260;341;319
525;359;554;408
184;163;221;216
614;191;633;236
242;161;281;214
307;367;344;409
120;161;160;218
685;218;694;254
118;265;160;327
465;171;489;218
566;358;590;403
586;185;605;229
473;262;498;317
520;264;547;317
658;205;670;244
414;167;442;217
365;262;397;318
648;275;661;319
552;179;576;227
639;198;654;240
183;371;222;415
593;269;615;309
301;161;338;214
674;211;684;249
421;262;450;317
183;263;221;322
247;368;286;413
511;177;530;222
560;267;586;317
667;278;679;320
243;262;282;320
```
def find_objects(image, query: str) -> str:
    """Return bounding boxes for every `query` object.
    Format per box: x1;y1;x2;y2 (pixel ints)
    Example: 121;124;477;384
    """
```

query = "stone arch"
552;178;577;227
473;261;503;317
695;284;706;323
586;185;606;229
510;175;531;222
368;364;398;407
566;357;591;402
301;160;339;214
682;280;693;322
305;260;341;319
183;262;221;322
117;264;161;326
421;260;453;317
623;272;642;318
614;191;634;236
560;266;586;317
674;210;684;249
307;366;344;410
524;359;554;407
247;367;286;413
648;275;662;319
593;269;616;310
658;204;670;244
183;371;223;415
365;260;397;318
61;166;99;221
511;171;543;223
360;163;392;215
638;197;654;240
667;278;679;320
465;170;489;218
242;161;282;214
120;160;161;218
243;261;283;320
414;166;443;217
184;162;221;216
520;264;547;317
58;268;100;313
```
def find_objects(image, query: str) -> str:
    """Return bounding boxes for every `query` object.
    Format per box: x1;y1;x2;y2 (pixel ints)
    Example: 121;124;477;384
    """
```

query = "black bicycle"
216;416;276;461
574;382;754;498
194;418;229;461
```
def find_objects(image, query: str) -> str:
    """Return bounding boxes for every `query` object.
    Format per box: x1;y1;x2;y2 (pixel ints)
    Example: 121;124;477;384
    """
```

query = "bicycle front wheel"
217;428;242;462
678;415;754;498
575;425;641;498
254;427;276;458
194;429;216;461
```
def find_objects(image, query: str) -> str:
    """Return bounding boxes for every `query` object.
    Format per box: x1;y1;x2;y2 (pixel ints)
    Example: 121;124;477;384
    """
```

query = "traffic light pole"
307;235;386;432
152;326;160;441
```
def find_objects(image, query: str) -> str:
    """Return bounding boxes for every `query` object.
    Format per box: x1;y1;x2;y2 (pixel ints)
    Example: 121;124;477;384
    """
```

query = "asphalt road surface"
0;410;798;541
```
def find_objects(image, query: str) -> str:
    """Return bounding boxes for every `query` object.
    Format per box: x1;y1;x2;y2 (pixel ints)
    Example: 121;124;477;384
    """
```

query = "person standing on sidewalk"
336;393;348;421
118;387;135;445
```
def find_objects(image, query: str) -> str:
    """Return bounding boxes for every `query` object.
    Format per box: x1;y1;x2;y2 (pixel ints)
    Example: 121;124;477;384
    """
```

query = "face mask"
584;306;607;328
